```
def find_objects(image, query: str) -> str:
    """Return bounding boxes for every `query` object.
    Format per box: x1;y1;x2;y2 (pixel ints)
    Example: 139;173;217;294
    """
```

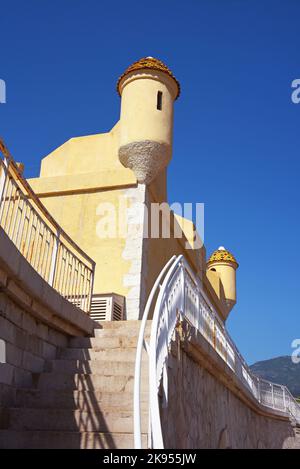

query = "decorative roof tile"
207;246;238;267
117;56;180;99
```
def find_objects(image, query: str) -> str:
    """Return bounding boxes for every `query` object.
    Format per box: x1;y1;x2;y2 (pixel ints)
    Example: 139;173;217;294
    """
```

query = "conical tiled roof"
117;56;180;99
207;246;238;267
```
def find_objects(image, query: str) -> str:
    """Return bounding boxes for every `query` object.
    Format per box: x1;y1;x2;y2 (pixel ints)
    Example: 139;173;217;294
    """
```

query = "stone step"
47;359;138;375
36;372;147;392
15;388;148;411
0;430;145;449
93;324;152;339
7;408;148;433
95;320;151;331
59;347;146;361
69;335;143;350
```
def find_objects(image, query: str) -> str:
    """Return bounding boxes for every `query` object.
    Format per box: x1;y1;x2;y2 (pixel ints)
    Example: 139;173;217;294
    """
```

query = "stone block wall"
0;227;96;415
160;322;300;449
0;292;69;410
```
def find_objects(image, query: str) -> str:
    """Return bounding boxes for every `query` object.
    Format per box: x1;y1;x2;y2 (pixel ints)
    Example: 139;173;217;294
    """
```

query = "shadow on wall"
33;342;122;449
70;361;117;450
0;224;135;449
48;331;140;449
0;310;119;448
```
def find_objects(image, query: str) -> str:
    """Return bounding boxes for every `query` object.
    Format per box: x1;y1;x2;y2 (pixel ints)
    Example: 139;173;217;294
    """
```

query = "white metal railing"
134;255;176;449
134;255;300;449
0;139;95;313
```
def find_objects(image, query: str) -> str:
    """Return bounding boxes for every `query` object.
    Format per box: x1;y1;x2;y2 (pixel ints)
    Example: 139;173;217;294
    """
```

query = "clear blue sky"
1;0;300;364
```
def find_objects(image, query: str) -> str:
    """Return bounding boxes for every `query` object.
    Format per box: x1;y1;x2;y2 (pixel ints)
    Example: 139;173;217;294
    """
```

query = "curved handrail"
0;139;95;266
149;255;184;448
133;255;176;449
135;253;300;449
0;138;95;312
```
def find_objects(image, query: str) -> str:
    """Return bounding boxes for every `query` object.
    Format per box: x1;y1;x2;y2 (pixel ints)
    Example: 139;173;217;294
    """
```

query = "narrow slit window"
157;91;163;110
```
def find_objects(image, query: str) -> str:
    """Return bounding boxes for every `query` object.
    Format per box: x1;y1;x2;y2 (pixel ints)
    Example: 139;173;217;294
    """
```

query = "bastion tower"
117;57;180;184
27;56;204;321
207;246;239;316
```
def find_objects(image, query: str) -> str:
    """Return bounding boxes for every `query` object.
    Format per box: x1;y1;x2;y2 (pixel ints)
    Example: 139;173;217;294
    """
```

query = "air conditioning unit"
89;293;125;322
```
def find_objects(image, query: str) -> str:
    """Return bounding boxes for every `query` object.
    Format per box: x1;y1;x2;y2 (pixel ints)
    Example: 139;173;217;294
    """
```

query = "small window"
157;91;163;110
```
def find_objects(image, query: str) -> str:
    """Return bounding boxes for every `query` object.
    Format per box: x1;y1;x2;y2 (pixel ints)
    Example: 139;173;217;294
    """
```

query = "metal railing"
134;255;300;449
0;139;95;313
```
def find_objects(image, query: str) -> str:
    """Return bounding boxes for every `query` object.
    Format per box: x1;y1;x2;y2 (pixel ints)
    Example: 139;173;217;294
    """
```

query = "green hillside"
250;356;300;398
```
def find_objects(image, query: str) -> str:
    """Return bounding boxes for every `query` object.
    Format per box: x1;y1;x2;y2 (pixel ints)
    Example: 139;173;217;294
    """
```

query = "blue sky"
1;0;300;364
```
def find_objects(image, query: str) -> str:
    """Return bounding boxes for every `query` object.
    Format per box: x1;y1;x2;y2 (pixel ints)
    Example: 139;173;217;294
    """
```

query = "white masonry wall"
122;184;149;320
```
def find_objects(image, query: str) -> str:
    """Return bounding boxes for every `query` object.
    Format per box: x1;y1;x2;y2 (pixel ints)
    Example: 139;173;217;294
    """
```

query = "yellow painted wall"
119;70;177;148
36;189;133;296
29;124;138;298
40;122;123;177
27;122;228;320
207;262;237;308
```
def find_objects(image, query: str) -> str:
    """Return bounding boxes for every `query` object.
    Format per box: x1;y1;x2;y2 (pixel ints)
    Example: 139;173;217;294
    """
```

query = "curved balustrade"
134;255;300;449
0;139;95;313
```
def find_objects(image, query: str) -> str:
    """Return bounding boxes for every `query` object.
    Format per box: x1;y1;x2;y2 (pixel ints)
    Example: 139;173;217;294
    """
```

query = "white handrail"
134;254;300;449
133;255;176;449
149;255;184;449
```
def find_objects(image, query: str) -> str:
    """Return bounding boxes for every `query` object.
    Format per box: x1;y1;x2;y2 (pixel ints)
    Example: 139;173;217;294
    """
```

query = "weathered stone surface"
8;408;148;433
22;351;44;373
0;316;15;343
0;321;149;449
119;141;171;185
5;343;23;367
0;364;14;386
42;341;56;360
58;347;139;361
0;288;71;391
15;389;148;411
160;324;299;449
0;384;16;407
36;372;142;393
69;335;142;349
13;368;32;388
1;257;299;451
0;430;145;449
48;359;137;375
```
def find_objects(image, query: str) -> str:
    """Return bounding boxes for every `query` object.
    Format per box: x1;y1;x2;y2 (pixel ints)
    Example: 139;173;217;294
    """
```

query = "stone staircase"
0;320;151;449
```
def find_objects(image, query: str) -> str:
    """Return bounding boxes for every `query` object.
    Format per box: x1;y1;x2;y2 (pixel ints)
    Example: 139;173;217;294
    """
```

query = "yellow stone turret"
117;57;180;184
207;246;238;315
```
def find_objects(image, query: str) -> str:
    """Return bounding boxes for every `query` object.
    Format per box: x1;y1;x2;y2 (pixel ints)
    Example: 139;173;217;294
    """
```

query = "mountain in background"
250;356;300;398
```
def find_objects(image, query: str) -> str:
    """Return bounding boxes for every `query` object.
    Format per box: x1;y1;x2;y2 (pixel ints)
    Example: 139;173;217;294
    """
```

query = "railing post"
0;158;8;219
271;383;275;408
49;230;60;287
213;314;216;349
282;386;286;411
181;261;185;313
87;267;95;314
257;377;261;403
